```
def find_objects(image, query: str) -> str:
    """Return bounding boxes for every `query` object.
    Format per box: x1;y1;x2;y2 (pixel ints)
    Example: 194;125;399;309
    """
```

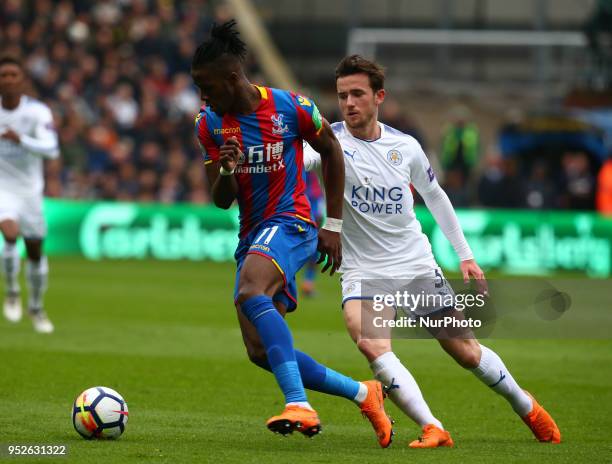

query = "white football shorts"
340;265;456;316
0;191;46;239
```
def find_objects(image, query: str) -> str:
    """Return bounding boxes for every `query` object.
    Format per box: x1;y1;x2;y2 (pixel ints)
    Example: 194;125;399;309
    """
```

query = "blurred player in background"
301;170;325;297
0;56;59;333
192;21;392;445
305;55;561;447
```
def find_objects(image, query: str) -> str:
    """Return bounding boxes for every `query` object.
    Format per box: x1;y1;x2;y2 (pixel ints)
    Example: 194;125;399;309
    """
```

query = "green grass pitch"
1;258;611;463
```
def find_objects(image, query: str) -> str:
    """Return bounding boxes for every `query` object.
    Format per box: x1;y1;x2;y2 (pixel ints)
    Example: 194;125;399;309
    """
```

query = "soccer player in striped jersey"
1;56;58;333
191;20;392;445
304;55;561;447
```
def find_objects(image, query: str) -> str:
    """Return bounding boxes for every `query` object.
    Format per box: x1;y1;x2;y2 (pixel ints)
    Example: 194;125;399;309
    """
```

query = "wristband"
322;217;343;233
220;165;235;176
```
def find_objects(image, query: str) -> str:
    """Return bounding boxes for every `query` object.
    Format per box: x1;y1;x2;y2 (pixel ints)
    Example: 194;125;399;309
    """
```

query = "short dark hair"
191;19;247;70
335;55;385;92
0;55;23;69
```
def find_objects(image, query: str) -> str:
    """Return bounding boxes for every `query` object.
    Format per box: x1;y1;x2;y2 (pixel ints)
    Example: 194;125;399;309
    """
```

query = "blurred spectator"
85;124;117;173
596;158;612;214
524;161;557;209
1;1;605;212
159;172;184;204
137;140;165;173
477;156;524;208
168;73;200;120
558;151;596;209
381;98;427;150
0;0;213;203
117;162;138;200
440;106;480;179
584;0;612;76
442;169;470;207
105;83;139;131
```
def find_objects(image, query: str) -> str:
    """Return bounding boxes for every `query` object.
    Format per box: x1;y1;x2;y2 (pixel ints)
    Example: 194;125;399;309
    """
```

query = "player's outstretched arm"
306;119;344;274
205;136;240;209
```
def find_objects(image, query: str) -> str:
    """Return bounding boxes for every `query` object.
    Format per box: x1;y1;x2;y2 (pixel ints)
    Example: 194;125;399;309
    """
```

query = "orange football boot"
359;380;394;448
409;424;454;448
266;405;321;437
522;392;561;443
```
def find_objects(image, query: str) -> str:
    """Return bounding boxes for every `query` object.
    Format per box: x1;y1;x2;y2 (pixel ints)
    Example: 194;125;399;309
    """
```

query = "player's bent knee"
242;333;269;369
356;338;390;362
0;221;20;241
1;232;18;243
236;288;260;306
236;278;271;305
245;346;269;370
441;338;481;369
454;343;481;369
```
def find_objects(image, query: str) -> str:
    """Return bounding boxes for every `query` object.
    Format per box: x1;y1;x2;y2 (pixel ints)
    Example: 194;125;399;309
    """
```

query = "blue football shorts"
234;215;318;311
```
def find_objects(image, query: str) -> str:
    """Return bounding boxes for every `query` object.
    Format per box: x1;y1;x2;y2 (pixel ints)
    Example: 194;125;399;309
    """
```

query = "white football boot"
29;309;54;334
3;292;22;323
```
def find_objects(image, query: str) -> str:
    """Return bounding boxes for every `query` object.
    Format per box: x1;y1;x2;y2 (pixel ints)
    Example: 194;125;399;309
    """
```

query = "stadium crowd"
1;0;220;204
1;0;609;212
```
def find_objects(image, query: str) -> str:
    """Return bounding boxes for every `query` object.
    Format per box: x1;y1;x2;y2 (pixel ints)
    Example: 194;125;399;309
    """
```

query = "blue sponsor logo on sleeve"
427;166;435;182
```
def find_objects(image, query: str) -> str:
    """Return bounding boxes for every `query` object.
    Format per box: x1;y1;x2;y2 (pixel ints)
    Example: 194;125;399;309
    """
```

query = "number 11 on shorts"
254;226;279;245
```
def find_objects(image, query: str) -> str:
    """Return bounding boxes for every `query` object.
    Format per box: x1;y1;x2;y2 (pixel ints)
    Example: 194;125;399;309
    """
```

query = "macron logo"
213;127;241;135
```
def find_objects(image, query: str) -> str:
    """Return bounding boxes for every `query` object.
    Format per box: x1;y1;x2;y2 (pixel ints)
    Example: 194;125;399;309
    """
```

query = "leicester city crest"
345;282;357;294
387;149;403;166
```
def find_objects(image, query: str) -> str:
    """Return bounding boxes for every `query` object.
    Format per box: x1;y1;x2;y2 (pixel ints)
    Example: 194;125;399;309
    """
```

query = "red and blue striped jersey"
195;86;323;238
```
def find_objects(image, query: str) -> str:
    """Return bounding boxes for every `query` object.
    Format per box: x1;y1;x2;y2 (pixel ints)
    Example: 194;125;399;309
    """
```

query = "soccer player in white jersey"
0;56;59;333
304;55;560;447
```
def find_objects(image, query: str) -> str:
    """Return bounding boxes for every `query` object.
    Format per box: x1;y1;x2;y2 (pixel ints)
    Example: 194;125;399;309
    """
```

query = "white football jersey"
0;96;59;197
304;121;439;277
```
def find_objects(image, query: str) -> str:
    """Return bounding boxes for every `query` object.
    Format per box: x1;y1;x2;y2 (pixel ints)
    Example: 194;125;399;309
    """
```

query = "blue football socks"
241;295;307;403
295;350;361;400
243;328;361;400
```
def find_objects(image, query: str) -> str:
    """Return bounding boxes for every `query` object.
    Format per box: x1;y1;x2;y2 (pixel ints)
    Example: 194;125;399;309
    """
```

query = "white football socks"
353;382;369;405
2;241;20;295
286;401;314;411
370;351;443;429
470;344;533;416
26;256;48;312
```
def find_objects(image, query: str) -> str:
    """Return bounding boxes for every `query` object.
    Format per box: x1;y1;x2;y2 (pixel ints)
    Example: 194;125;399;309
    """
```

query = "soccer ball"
72;386;129;439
